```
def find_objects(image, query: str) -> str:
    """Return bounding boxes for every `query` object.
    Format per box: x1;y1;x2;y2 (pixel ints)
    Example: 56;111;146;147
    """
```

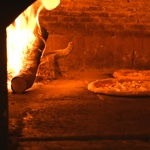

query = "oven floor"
9;69;150;150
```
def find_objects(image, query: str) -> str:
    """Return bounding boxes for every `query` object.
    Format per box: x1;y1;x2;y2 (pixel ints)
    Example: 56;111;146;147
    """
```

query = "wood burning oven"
1;0;150;149
0;1;35;149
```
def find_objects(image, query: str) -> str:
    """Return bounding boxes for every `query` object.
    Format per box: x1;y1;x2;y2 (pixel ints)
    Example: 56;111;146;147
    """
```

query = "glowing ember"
6;0;60;88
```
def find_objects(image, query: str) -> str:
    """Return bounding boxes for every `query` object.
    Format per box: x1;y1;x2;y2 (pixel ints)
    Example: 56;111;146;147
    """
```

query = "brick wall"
39;0;150;70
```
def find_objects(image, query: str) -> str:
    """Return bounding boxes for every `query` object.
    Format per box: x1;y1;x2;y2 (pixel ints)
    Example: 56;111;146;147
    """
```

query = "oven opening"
1;0;150;149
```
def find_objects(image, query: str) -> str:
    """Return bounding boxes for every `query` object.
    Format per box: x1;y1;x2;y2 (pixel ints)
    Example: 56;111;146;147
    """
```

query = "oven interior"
1;0;150;149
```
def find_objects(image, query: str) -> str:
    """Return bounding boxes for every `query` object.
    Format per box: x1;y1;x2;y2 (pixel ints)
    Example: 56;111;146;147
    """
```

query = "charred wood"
11;26;48;93
37;42;74;80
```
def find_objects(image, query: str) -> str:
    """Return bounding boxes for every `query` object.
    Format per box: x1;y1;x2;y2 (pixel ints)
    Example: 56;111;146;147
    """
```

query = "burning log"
11;26;48;93
37;42;74;79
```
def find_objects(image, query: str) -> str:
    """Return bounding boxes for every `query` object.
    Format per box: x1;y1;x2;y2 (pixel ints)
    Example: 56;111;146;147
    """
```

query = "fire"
41;0;60;10
6;0;60;88
6;5;37;82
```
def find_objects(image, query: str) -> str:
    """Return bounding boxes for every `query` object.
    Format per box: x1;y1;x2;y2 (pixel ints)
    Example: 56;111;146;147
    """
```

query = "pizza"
113;69;150;81
88;78;150;96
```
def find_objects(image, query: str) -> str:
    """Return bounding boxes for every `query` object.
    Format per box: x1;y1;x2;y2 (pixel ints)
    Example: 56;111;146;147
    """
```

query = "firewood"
37;42;74;79
11;26;48;93
40;42;74;64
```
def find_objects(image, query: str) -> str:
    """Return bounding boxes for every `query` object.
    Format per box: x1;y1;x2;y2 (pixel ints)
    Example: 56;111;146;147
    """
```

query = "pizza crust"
113;69;150;81
88;78;150;96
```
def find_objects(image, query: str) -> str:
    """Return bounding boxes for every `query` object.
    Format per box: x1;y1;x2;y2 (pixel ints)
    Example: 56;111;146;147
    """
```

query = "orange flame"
6;0;60;88
6;4;37;82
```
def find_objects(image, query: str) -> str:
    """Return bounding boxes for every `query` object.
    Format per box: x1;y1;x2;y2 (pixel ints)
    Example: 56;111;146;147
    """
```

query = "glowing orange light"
6;0;60;89
41;0;60;10
6;5;37;83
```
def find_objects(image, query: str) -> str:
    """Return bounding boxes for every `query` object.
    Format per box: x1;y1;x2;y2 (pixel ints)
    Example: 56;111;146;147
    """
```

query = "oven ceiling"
0;0;36;27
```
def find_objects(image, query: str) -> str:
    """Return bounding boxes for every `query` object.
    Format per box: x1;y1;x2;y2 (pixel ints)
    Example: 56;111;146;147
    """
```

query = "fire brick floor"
8;69;150;150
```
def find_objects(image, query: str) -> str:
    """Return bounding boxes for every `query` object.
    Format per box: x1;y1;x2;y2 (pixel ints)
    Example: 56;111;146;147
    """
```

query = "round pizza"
88;78;150;96
113;69;150;81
